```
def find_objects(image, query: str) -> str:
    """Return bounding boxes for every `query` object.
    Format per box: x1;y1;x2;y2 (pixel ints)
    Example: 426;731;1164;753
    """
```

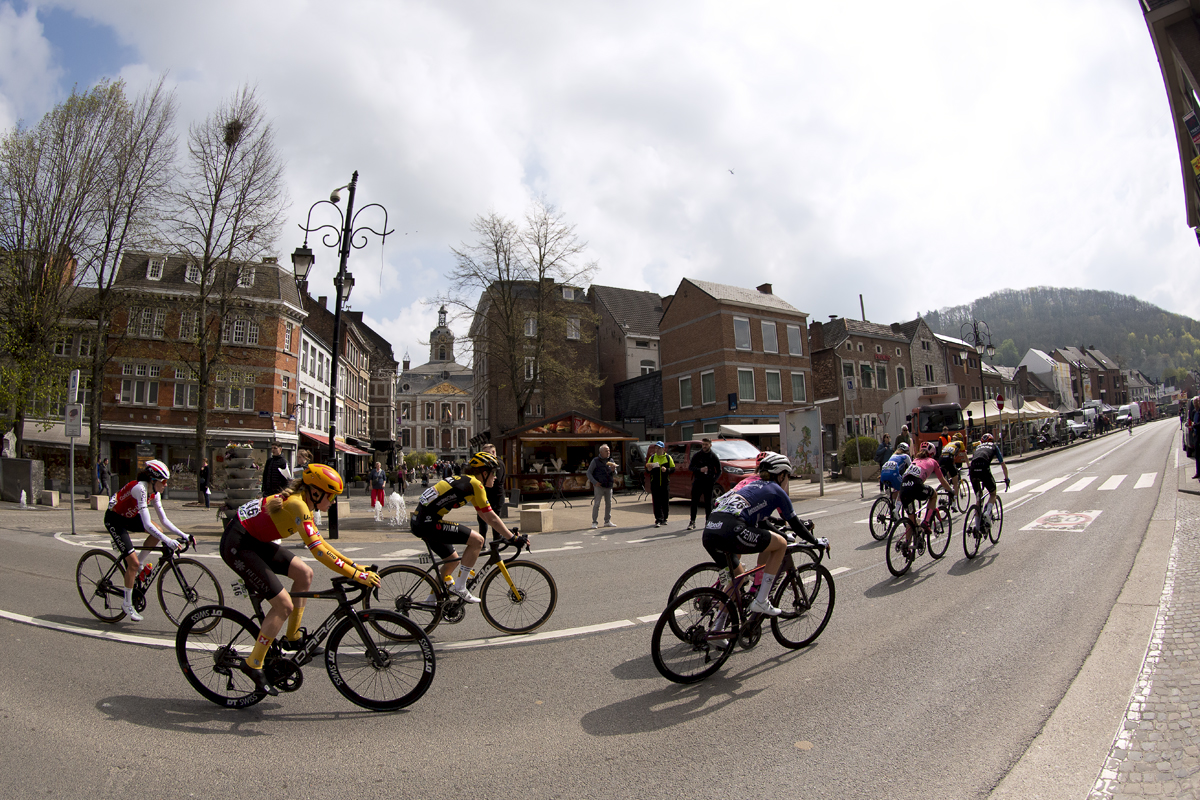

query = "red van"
661;438;761;499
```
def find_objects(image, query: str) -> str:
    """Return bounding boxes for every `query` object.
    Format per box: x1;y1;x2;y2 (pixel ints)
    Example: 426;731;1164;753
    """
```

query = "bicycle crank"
443;598;466;624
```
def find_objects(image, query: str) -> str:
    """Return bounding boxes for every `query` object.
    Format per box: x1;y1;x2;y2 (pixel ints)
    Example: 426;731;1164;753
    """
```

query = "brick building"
659;279;811;442
1053;347;1128;407
892;317;949;387
590;285;663;421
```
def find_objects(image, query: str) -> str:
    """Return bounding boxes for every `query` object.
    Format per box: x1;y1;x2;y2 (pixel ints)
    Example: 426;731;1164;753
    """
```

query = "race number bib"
713;492;750;516
418;486;439;505
237;500;264;523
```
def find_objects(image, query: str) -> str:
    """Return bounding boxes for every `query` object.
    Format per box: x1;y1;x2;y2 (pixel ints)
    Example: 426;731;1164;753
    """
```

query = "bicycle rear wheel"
962;507;983;559
158;557;223;629
868;497;892;541
988;495;1004;544
366;565;443;636
668;562;721;605
885;520;915;577
175;606;265;708
770;563;836;648
651;588;737;684
76;549;126;623
325;609;435;711
954;477;972;513
928;509;951;559
479;561;557;634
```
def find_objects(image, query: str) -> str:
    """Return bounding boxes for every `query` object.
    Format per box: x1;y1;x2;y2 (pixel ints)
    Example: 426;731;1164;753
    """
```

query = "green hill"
920;287;1200;382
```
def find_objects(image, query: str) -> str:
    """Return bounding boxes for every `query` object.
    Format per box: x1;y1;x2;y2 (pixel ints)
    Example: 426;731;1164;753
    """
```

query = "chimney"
317;296;328;309
402;357;410;372
810;320;824;350
660;296;673;315
261;256;278;264
757;283;773;295
829;314;839;320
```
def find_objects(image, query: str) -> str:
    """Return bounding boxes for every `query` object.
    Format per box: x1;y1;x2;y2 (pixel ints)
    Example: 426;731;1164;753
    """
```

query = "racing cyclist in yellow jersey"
411;451;525;603
938;433;967;501
219;463;380;696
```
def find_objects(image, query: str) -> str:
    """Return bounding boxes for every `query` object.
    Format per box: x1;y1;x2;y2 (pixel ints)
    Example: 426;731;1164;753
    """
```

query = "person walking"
587;444;618;529
261;443;289;498
873;434;893;494
96;457;111;495
645;441;675;527
369;461;387;509
395;462;407;495
686;438;721;530
197;458;211;509
477;443;508;538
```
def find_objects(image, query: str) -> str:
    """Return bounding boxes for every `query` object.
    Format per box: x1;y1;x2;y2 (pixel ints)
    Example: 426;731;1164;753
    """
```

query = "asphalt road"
0;420;1177;799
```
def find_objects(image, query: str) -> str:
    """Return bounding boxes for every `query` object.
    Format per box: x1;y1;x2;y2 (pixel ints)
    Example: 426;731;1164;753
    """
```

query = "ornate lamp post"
959;319;996;435
291;171;392;539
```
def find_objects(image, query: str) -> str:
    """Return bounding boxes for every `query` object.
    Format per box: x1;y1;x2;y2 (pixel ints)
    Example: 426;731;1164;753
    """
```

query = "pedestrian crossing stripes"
1064;477;1097;492
1098;475;1126;491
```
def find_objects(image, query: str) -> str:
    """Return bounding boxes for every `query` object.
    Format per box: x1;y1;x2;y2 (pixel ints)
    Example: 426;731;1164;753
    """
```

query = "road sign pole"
67;372;80;535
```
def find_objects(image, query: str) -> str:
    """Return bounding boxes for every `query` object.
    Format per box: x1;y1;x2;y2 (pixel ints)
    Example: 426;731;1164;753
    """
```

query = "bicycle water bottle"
138;562;153;583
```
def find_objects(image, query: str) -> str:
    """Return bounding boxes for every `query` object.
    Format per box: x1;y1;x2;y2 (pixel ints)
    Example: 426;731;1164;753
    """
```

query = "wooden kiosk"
499;412;638;500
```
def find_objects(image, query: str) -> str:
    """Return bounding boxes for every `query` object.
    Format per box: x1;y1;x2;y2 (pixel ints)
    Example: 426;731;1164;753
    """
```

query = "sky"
1;0;1195;364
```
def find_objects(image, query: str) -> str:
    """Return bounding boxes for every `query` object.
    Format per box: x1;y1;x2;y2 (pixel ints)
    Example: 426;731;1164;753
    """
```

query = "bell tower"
429;305;455;363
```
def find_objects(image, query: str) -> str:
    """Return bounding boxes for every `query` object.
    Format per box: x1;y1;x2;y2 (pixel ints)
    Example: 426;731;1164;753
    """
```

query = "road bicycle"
962;481;1006;559
75;538;221;627
868;490;904;541
651;531;836;684
175;572;435;711
950;469;972;513
366;533;557;636
885;491;953;577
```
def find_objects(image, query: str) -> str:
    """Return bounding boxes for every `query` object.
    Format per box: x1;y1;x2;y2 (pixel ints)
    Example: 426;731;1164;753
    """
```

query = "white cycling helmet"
144;459;170;481
757;452;794;476
894;442;909;454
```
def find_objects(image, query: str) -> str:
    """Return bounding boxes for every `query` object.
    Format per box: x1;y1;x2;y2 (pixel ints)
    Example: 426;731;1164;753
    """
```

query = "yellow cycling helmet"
302;463;344;496
469;451;499;471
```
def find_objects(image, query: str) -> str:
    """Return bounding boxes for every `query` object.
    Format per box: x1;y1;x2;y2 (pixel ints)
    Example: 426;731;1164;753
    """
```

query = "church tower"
429;305;456;363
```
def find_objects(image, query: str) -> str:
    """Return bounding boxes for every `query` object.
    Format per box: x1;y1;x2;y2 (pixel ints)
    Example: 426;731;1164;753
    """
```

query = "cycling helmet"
894;442;909;454
919;441;937;456
144;459;170;481
469;451;499;471
755;452;767;466
980;433;994;443
758;452;794;476
302;463;344;496
953;432;964;442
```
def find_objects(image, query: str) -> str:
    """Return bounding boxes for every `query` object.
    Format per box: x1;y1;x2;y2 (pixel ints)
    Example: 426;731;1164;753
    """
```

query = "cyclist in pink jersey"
899;442;952;541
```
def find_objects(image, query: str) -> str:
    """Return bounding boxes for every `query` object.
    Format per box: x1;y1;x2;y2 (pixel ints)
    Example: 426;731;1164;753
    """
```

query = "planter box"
845;464;879;481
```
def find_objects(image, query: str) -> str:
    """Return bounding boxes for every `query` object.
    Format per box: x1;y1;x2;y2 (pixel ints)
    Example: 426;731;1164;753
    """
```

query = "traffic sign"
996;394;1005;411
65;404;82;438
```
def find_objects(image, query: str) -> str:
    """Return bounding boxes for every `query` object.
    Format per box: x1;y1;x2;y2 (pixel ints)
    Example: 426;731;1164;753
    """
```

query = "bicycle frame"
416;538;530;601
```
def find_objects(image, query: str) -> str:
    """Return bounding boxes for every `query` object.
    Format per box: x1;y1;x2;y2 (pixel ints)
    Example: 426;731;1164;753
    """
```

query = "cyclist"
220;463;380;696
899;442;953;550
701;452;829;616
731;451;768;492
880;442;911;506
939;433;967;500
967;433;1010;520
105;459;192;622
411;451;526;604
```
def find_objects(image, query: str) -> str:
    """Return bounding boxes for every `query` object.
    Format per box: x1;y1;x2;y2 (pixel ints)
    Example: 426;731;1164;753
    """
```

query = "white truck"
1116;403;1141;426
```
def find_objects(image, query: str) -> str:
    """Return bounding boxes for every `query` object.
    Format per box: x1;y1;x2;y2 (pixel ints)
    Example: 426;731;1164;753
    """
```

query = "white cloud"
0;3;61;129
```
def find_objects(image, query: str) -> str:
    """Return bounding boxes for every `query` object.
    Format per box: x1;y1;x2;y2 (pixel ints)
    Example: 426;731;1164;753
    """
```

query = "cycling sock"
246;634;271;670
755;573;776;604
123;587;133;605
285;607;305;641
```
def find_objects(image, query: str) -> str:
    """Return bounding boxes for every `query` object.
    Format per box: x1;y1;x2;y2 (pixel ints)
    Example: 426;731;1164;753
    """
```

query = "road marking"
1097;475;1126;491
1029;476;1071;494
636;614;660;623
1008;479;1039;494
830;567;850;576
1020;509;1103;532
1135;473;1157;489
532;545;583;553
379;548;424;559
0;609;173;649
854;518;869;524
1063;477;1097;492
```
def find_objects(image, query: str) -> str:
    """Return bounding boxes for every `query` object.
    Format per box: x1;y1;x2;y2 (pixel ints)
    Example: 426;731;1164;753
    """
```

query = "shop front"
499;412;637;499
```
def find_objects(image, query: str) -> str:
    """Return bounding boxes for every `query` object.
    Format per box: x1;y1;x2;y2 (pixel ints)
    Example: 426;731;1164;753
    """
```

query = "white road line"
1063;477;1098;492
380;548;424;558
0;609;173;649
1135;473;1157;489
1008;479;1039;494
830;567;850;576
636;614;660;624
1029;476;1071;494
532;545;583;553
854;519;870;524
1097;475;1126;491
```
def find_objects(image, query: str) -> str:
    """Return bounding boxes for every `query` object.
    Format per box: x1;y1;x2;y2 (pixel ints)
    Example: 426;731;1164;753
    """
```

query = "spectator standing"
395;463;407;495
873;434;893;493
198;458;211;508
369;462;387;508
1190;397;1200;479
686;438;721;530
587;444;618;530
97;457;112;495
645;441;675;527
261;444;289;497
895;425;912;450
478;443;509;537
296;449;313;468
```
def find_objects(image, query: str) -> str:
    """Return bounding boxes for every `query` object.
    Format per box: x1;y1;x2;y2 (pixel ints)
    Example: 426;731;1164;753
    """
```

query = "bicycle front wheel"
76;549;127;623
928;509;951;559
366;565;443;636
954;477;972;513
479;561;557;634
771;563;836;648
651;588;737;684
158;557;223;628
325;609;436;712
175;606;265;708
868;497;892;541
988;495;1004;543
962;507;983;559
885;520;914;577
668;562;722;605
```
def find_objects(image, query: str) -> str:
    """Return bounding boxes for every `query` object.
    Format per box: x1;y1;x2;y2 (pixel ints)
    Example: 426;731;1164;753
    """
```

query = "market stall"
498;412;638;500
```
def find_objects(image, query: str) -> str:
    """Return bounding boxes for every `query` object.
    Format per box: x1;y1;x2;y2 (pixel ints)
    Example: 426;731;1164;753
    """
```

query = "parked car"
661;438;761;499
1066;420;1090;440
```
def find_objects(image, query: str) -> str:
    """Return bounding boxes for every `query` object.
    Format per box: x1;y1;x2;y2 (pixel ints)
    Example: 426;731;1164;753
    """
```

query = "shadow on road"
863;568;934;597
95;694;388;735
945;551;1000;575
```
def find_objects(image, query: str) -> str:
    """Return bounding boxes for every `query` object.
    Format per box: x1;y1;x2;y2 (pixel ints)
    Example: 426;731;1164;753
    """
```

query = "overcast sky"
1;0;1193;363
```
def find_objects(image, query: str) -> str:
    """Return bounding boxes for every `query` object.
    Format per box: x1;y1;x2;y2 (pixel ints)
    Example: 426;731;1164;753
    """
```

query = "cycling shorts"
700;511;775;567
968;465;997;497
938;457;959;479
899;477;933;510
104;509;145;559
220;519;295;599
411;520;475;559
881;471;903;491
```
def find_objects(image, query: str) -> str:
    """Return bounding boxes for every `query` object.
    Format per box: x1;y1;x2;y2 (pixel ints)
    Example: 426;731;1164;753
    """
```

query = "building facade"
590;285;663;421
397;307;474;462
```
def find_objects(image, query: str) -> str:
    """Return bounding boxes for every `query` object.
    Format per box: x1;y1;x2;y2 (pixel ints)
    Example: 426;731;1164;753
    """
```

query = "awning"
718;424;780;437
300;431;371;456
963;400;1056;422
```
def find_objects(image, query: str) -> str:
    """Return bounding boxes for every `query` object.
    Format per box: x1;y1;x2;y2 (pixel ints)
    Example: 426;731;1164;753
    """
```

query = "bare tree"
165;85;287;468
446;200;600;433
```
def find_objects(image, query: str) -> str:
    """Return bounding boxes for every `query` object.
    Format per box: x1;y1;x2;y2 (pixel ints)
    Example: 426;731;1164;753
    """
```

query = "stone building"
590;285;663;421
397;307;474;462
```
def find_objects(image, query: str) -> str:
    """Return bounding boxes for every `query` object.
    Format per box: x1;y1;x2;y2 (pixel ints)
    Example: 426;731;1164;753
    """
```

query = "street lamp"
960;319;996;435
294;171;393;539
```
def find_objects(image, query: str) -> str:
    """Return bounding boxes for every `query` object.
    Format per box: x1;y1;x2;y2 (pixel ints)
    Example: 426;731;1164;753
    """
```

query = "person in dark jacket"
687;438;722;530
477;443;509;538
645;441;675;527
198;458;211;508
586;444;618;529
395;463;407;495
261;444;290;497
369;462;387;509
874;434;893;493
97;457;112;495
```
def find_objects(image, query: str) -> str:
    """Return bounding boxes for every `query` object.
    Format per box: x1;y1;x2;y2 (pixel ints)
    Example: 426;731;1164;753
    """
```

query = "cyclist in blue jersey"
879;442;911;504
702;452;829;616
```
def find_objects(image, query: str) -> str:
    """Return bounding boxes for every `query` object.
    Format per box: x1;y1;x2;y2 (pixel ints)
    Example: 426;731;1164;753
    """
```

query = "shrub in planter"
840;436;878;468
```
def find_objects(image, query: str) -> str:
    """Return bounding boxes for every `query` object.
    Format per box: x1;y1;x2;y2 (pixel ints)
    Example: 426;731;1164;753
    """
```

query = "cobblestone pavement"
1090;489;1200;799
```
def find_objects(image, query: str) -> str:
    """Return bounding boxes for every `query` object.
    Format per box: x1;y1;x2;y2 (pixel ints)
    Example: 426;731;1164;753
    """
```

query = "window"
525;357;536;381
401;402;411;420
152;308;166;338
441;403;452;423
301;343;309;374
78;336;93;358
846;342;852;351
703;422;720;433
401;428;411;448
896;366;906;390
679;376;693;409
173;382;198;408
640;359;656;375
765;370;782;402
761;321;778;353
680;424;694;441
237;267;254;288
562;286;574;300
734;317;751;350
896;348;902;356
791;372;807;403
317;353;325;383
876;345;882;353
524;315;537;337
146;258;164;280
786;325;803;356
842;362;854;379
860;362;874;389
121;364;159;405
567;316;581;340
457;403;467;420
635;340;650;348
53;335;72;356
857;343;864;352
737;368;755;401
425;428;435;448
284;322;293;352
876;365;888;390
457;428;467;448
179;311;199;341
185;262;201;283
425;402;434;420
921;340;931;351
925;364;934;382
701;371;715;405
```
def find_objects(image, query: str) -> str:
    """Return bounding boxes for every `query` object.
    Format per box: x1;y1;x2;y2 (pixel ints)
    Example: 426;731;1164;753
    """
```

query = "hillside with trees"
920;287;1200;383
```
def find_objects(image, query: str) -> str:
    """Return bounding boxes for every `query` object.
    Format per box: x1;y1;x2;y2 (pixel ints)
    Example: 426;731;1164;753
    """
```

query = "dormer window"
562;287;575;300
146;257;164;281
185;262;201;283
237;267;254;288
